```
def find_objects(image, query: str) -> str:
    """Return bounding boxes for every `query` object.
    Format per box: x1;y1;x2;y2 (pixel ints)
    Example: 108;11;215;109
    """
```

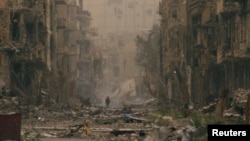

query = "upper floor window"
240;16;246;43
171;9;178;19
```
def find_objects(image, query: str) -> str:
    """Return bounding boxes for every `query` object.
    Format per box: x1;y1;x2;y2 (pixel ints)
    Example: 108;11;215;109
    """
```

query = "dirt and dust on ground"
0;79;155;141
0;87;198;141
0;83;192;141
0;94;156;141
1;84;248;141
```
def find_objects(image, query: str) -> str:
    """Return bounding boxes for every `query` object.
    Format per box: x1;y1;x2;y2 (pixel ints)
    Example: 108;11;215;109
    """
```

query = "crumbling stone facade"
0;1;11;88
159;0;189;106
160;0;250;108
54;0;98;104
0;0;95;105
0;0;51;101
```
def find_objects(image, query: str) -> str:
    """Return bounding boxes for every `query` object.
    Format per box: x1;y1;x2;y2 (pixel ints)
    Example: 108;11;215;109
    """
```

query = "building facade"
159;0;189;106
0;0;96;105
160;0;250;108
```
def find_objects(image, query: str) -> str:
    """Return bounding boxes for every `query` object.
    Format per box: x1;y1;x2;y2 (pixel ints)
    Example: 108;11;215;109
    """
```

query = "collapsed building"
159;0;250;108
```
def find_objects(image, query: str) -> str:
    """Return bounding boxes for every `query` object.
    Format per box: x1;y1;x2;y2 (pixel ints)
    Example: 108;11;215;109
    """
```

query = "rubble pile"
149;116;197;141
0;93;208;141
233;88;250;111
199;88;250;118
0;96;20;114
0;94;213;141
20;98;157;140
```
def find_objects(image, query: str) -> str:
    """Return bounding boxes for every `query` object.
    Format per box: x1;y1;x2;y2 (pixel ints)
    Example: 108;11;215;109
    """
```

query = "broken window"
193;58;199;67
192;15;201;25
192;29;198;43
191;15;201;44
38;22;46;45
11;13;20;41
171;8;178;19
240;16;246;43
25;23;35;44
37;50;42;60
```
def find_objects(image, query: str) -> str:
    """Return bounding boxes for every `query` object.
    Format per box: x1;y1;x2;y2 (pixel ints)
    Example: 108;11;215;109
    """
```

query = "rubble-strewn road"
40;138;91;141
2;95;215;141
20;99;158;141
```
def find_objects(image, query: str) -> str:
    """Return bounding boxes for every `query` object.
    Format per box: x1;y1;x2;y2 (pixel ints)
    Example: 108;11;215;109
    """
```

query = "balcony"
221;2;240;14
187;0;206;14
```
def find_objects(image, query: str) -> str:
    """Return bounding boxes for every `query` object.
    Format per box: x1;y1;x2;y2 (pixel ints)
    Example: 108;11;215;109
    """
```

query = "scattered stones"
4;89;246;141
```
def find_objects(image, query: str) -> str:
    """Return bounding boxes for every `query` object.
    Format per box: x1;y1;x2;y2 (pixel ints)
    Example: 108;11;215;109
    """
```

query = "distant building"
82;0;160;36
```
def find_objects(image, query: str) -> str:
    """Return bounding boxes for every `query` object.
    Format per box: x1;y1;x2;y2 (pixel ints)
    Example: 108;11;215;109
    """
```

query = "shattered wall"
158;0;250;108
0;0;95;106
76;24;96;100
0;53;10;89
185;0;250;108
61;2;100;102
186;0;218;107
0;1;11;88
159;0;189;106
0;0;10;44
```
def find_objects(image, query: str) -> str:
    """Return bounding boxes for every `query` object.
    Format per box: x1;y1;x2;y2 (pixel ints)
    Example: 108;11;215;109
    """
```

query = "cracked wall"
159;0;250;108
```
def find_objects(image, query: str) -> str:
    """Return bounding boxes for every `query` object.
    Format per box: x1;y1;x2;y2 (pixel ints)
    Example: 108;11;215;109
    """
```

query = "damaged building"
159;0;189;106
0;0;96;106
0;0;11;89
159;0;250;108
0;0;54;104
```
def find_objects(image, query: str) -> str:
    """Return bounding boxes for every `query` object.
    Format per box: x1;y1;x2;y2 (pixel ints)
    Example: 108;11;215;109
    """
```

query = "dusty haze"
82;0;160;107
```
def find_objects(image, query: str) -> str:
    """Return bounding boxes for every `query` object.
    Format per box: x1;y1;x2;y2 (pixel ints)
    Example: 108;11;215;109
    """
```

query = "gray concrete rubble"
0;94;202;141
1;87;247;140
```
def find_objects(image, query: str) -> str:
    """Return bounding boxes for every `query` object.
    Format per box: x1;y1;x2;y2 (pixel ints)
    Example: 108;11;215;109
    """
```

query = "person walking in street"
105;96;110;108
